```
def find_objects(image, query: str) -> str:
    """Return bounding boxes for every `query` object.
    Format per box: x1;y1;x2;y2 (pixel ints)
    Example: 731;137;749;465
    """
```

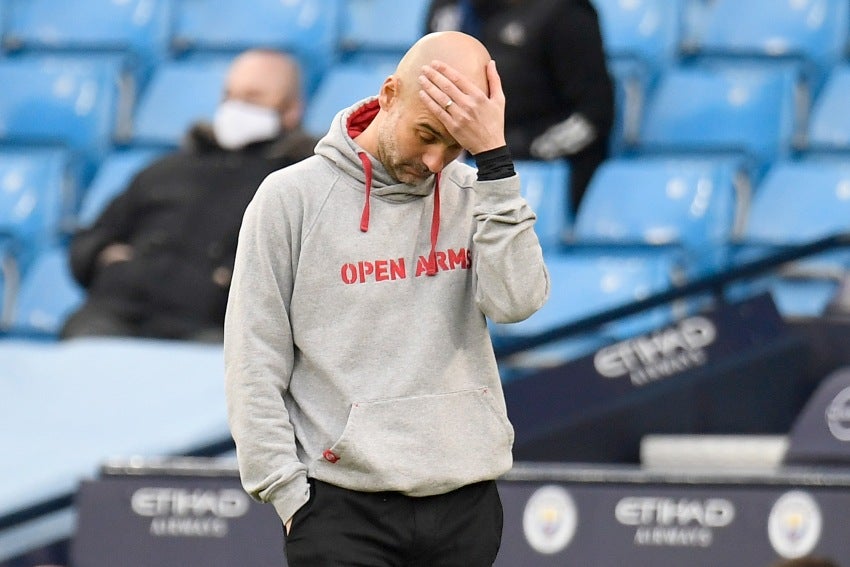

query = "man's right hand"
418;59;507;155
97;243;133;267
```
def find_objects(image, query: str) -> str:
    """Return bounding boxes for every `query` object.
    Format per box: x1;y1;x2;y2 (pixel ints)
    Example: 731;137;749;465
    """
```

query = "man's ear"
378;75;401;109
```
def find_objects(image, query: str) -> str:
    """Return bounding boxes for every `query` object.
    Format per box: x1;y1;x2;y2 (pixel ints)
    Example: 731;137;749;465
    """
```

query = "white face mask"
213;99;282;150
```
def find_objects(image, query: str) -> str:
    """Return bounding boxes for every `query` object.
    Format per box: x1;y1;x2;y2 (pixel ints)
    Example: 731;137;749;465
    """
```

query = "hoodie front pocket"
318;387;514;496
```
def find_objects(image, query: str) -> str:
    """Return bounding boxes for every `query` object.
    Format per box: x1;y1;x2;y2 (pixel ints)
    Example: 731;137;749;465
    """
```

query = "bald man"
214;49;306;148
225;32;549;565
63;49;318;341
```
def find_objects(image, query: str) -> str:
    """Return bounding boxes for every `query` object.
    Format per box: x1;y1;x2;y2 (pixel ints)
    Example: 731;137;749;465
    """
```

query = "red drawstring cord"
358;152;372;232
427;174;441;276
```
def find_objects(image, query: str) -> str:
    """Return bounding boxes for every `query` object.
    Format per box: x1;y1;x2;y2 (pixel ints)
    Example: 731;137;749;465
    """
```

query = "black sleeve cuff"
472;145;515;181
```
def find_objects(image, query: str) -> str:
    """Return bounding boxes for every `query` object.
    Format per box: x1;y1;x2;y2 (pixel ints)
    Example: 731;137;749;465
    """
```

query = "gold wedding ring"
444;99;454;110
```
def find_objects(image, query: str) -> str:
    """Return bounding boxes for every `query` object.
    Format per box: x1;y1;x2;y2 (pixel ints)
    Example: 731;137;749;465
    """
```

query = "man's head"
356;31;492;184
213;49;304;150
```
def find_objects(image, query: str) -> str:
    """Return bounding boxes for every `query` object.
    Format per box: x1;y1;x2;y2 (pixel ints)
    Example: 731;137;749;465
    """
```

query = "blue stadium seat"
514;160;571;252
302;57;400;138
591;0;684;77
170;0;344;95
0;55;131;169
491;249;682;375
340;0;430;57
730;160;850;317
77;147;167;228
744;161;850;250
131;57;231;147
682;0;848;89
637;62;801;172
7;244;83;338
574;156;744;275
2;0;172;83
805;64;850;154
0;147;78;268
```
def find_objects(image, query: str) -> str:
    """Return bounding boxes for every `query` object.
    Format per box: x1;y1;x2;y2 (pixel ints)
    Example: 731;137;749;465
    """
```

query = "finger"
417;88;454;122
422;61;473;103
417;72;455;111
486;59;504;102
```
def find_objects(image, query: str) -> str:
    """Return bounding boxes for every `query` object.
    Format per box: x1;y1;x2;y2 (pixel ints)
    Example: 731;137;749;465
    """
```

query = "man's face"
224;60;288;115
376;95;463;185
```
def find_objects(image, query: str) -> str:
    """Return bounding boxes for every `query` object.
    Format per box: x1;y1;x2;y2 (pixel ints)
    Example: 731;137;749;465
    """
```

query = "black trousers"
284;479;503;567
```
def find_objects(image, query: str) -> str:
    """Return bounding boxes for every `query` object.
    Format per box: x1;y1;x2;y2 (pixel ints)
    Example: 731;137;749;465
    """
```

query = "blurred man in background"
61;49;318;341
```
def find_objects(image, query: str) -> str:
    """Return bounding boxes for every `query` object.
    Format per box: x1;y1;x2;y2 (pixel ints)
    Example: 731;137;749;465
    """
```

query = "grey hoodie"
224;97;550;524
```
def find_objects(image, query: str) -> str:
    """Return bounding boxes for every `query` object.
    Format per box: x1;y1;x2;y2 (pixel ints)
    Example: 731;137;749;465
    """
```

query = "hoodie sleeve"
223;174;310;524
471;174;550;323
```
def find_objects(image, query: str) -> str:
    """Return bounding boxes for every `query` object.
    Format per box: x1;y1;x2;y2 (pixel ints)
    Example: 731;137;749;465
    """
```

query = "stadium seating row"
1;0;847;80
0;0;848;208
493;155;850;371
0;0;848;157
4;41;850;206
5;154;850;345
4;54;850;249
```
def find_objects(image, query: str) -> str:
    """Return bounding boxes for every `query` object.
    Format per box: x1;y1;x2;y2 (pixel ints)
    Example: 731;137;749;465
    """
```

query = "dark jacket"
68;124;318;339
426;0;615;158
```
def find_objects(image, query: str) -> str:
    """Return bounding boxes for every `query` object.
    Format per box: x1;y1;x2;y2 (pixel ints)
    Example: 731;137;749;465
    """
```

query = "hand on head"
417;58;506;155
355;31;509;181
395;31;507;155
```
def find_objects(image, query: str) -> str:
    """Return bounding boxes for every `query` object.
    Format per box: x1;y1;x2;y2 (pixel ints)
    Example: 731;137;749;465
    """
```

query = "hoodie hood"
315;97;443;275
314;97;437;200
